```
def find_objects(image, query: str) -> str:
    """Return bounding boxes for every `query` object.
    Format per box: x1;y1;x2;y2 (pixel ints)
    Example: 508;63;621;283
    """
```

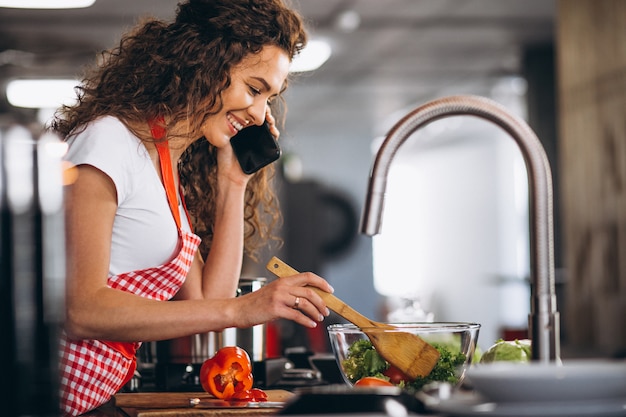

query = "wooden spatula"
266;256;440;380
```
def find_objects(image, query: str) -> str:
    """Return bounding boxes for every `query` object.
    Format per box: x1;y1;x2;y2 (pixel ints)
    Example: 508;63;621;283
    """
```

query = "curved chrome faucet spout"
361;95;560;362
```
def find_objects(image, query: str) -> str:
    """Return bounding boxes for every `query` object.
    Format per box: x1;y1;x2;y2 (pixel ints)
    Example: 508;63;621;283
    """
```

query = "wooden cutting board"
113;390;293;417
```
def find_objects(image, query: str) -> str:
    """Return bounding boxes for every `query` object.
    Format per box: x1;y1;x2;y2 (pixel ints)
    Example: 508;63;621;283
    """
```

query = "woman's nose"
248;101;267;126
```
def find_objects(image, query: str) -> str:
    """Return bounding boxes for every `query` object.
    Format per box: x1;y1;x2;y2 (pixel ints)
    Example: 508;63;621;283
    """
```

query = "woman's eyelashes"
248;85;261;96
248;84;276;106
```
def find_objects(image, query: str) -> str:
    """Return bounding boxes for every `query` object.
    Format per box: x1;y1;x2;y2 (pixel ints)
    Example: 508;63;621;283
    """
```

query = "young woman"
51;0;332;415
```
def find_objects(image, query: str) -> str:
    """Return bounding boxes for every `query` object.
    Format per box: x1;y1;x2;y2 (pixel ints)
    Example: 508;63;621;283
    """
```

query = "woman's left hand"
216;140;249;186
264;110;280;140
216;110;280;183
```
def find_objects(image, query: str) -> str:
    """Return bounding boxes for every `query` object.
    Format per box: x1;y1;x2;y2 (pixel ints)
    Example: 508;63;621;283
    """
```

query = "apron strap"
150;118;192;230
155;141;182;228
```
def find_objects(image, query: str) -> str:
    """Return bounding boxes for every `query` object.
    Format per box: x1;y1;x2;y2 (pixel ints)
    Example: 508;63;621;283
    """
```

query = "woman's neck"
129;118;196;165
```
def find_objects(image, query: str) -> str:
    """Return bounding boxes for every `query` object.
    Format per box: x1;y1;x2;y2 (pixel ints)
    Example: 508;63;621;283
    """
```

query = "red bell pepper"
230;388;268;402
199;346;254;399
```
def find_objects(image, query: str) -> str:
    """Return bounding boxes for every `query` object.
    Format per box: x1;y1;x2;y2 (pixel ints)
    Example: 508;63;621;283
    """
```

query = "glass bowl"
327;322;480;390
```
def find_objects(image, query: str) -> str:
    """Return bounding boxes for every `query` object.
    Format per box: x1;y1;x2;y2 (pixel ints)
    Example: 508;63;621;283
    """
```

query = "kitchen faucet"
360;95;560;362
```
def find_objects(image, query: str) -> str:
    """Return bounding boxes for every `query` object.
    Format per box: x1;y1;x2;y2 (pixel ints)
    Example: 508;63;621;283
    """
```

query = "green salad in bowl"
328;322;480;390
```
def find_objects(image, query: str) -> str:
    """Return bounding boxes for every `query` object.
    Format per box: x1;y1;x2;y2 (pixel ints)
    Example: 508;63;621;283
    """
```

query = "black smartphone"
230;121;282;174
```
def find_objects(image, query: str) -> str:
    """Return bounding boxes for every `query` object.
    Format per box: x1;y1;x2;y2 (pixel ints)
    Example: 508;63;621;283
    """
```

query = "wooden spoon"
266;256;440;379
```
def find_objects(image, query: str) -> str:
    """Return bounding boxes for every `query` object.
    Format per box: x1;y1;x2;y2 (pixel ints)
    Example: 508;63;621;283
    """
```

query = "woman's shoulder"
66;116;146;160
90;115;127;131
71;116;137;145
65;116;153;200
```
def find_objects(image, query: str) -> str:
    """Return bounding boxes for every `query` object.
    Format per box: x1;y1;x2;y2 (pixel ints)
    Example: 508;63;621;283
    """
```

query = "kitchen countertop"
82;390;293;417
77;369;626;417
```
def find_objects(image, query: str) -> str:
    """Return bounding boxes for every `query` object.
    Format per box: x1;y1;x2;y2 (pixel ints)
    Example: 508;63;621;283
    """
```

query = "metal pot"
223;277;267;362
153;277;267;365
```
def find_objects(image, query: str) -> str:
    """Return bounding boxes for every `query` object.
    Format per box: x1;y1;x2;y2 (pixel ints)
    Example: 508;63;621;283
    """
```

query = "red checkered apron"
59;130;201;416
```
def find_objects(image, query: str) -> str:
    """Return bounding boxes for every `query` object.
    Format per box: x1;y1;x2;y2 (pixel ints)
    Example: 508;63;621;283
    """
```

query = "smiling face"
201;45;290;148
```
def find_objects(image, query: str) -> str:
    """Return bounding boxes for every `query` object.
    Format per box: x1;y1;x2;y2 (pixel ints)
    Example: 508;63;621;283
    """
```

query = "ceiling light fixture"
0;0;95;9
335;10;361;33
6;79;79;109
290;39;332;73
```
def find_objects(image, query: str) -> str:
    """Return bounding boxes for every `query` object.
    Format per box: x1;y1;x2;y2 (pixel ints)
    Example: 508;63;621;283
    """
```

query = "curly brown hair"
51;0;307;259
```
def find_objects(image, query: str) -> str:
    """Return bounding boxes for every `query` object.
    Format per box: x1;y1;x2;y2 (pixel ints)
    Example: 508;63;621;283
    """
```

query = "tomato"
230;388;268;402
354;376;394;387
383;365;412;384
199;346;254;399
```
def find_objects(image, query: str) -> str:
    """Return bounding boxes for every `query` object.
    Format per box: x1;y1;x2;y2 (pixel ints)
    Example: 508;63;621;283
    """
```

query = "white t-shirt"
65;116;192;276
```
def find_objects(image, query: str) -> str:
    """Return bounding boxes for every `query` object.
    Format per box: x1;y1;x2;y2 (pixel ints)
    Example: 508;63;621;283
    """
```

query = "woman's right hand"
235;272;334;329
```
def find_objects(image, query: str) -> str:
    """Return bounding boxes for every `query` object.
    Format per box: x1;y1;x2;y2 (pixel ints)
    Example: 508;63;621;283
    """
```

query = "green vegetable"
479;339;531;363
342;339;467;390
342;339;388;381
406;342;467;390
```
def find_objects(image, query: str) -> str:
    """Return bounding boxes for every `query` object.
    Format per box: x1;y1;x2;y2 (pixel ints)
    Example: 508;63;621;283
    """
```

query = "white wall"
283;78;533;351
372;115;530;350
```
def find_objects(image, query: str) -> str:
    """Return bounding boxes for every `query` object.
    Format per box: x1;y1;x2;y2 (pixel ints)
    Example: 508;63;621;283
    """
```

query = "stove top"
126;357;335;393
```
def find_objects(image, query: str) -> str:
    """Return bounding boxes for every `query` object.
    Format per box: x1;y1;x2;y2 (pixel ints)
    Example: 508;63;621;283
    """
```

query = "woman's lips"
227;113;245;135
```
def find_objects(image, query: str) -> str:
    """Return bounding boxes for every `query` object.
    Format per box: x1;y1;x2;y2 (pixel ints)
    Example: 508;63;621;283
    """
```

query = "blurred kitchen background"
0;0;624;375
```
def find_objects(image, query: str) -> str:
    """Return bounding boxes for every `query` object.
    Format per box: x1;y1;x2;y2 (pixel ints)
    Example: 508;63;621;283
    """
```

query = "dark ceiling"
0;0;556;133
